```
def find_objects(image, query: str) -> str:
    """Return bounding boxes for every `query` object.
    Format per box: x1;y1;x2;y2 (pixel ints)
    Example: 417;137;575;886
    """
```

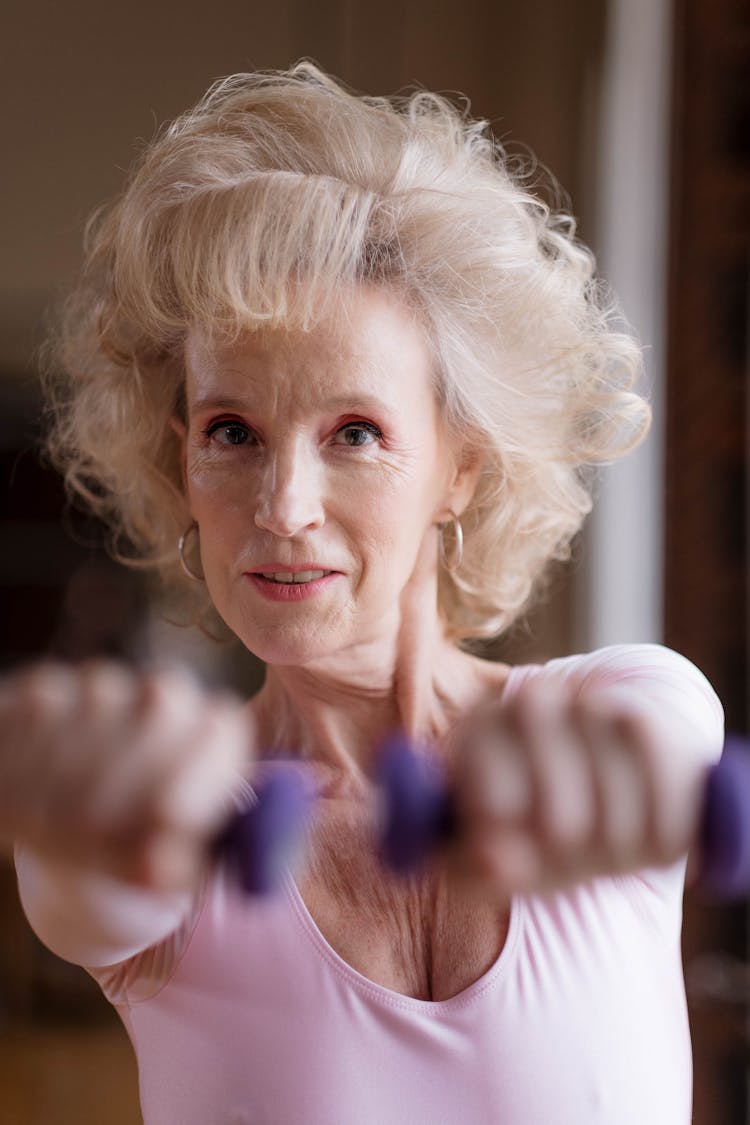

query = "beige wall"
1;0;604;375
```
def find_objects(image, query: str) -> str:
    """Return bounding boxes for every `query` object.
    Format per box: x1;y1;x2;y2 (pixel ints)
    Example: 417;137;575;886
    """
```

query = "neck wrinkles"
251;616;468;789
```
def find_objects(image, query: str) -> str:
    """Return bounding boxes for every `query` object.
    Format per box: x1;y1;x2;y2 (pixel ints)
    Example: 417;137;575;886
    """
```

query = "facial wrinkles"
182;291;461;681
187;351;435;510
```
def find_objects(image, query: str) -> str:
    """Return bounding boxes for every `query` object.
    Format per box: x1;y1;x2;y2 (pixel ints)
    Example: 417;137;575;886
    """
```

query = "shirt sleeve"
519;643;724;765
14;843;199;969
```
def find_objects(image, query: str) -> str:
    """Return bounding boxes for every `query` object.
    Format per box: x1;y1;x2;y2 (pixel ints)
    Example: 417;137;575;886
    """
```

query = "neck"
250;580;477;793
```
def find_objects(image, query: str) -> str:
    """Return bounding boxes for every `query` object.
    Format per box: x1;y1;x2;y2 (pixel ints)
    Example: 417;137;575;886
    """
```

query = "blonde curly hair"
45;61;649;642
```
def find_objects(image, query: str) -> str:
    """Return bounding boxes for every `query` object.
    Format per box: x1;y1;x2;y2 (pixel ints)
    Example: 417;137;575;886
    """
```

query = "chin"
212;577;395;668
226;611;353;668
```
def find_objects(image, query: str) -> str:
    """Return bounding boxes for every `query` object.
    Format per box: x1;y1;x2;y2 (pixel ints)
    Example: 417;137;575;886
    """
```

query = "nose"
253;441;325;538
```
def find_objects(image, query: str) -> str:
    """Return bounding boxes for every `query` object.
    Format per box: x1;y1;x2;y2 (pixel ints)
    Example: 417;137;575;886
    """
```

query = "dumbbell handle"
216;736;750;899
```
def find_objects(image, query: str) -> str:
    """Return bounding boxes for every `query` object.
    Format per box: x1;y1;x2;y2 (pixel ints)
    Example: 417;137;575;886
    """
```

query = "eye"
204;419;255;447
332;421;383;448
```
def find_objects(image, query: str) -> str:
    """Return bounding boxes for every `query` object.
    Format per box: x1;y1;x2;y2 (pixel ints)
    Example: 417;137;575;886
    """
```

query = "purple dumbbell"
375;734;458;874
698;737;750;899
380;734;750;895
378;735;750;895
214;763;317;895
215;738;457;894
218;735;750;898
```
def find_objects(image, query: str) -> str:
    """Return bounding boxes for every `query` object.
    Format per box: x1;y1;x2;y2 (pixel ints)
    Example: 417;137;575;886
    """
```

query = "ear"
437;440;483;522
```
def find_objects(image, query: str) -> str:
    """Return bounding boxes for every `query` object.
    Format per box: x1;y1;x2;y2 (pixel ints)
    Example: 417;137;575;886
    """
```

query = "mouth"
246;567;340;602
256;569;334;585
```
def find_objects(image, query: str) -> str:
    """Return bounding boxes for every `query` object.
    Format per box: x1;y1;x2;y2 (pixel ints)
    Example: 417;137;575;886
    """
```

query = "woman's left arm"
452;644;725;896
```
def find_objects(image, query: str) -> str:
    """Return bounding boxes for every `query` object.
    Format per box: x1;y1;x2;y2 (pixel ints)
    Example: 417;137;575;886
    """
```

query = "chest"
295;800;511;1002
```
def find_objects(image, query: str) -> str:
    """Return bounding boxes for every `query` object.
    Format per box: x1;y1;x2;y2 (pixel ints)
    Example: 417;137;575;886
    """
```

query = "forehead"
183;286;437;408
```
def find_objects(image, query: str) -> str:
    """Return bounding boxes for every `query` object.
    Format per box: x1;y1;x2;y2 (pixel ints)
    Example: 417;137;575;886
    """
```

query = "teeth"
261;570;330;584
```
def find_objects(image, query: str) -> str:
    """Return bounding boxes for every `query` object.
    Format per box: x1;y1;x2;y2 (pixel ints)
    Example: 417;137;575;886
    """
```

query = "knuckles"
1;660;250;878
455;681;687;890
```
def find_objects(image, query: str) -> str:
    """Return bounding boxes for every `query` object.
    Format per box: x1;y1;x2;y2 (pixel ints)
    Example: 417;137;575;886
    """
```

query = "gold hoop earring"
438;511;464;574
178;521;205;582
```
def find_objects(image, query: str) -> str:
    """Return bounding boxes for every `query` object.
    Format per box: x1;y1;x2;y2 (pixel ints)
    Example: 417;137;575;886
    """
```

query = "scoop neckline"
272;661;529;1012
282;868;523;1014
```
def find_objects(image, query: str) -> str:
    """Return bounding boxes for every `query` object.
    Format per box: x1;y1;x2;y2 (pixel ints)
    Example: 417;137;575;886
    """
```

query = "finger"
458;722;533;840
82;668;214;833
607;707;696;866
519;684;596;867
155;699;250;833
474;825;543;893
573;702;649;872
135;828;206;891
3;664;81;838
54;661;142;805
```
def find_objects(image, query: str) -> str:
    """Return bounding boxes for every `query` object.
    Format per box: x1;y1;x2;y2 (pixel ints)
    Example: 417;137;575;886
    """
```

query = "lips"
245;566;340;602
248;564;340;586
259;569;332;584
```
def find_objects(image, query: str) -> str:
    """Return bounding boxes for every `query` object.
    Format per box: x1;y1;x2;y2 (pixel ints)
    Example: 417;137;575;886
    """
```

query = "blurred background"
0;0;747;1121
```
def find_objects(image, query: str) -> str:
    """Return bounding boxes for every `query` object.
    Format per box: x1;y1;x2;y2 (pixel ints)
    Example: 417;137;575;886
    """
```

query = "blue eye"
333;422;382;447
205;420;253;446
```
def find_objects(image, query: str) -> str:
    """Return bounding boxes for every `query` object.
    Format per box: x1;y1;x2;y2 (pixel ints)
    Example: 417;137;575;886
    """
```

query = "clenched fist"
450;676;710;895
1;661;250;891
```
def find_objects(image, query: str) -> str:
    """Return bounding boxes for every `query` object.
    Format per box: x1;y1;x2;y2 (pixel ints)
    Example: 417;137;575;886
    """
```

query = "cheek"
185;473;251;580
184;454;216;508
186;459;252;517
352;478;434;570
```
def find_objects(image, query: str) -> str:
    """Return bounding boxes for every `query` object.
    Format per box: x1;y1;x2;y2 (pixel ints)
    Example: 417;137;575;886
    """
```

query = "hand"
449;677;707;895
0;661;250;891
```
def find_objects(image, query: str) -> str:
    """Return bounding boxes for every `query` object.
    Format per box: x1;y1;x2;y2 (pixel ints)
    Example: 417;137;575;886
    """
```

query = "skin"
3;286;710;918
178;287;485;781
173;285;708;897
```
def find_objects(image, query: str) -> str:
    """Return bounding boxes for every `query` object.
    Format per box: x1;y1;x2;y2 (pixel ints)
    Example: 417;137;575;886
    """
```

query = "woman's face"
180;287;477;666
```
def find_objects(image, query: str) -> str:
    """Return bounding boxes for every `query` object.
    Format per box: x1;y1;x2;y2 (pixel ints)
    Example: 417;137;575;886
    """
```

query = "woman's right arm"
4;662;250;967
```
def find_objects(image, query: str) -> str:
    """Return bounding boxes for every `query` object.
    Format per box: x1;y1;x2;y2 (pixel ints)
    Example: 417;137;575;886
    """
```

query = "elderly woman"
8;64;722;1123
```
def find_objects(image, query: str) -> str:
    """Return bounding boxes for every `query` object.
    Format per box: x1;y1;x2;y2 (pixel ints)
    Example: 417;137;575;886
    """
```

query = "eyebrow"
190;396;248;415
190;393;394;416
